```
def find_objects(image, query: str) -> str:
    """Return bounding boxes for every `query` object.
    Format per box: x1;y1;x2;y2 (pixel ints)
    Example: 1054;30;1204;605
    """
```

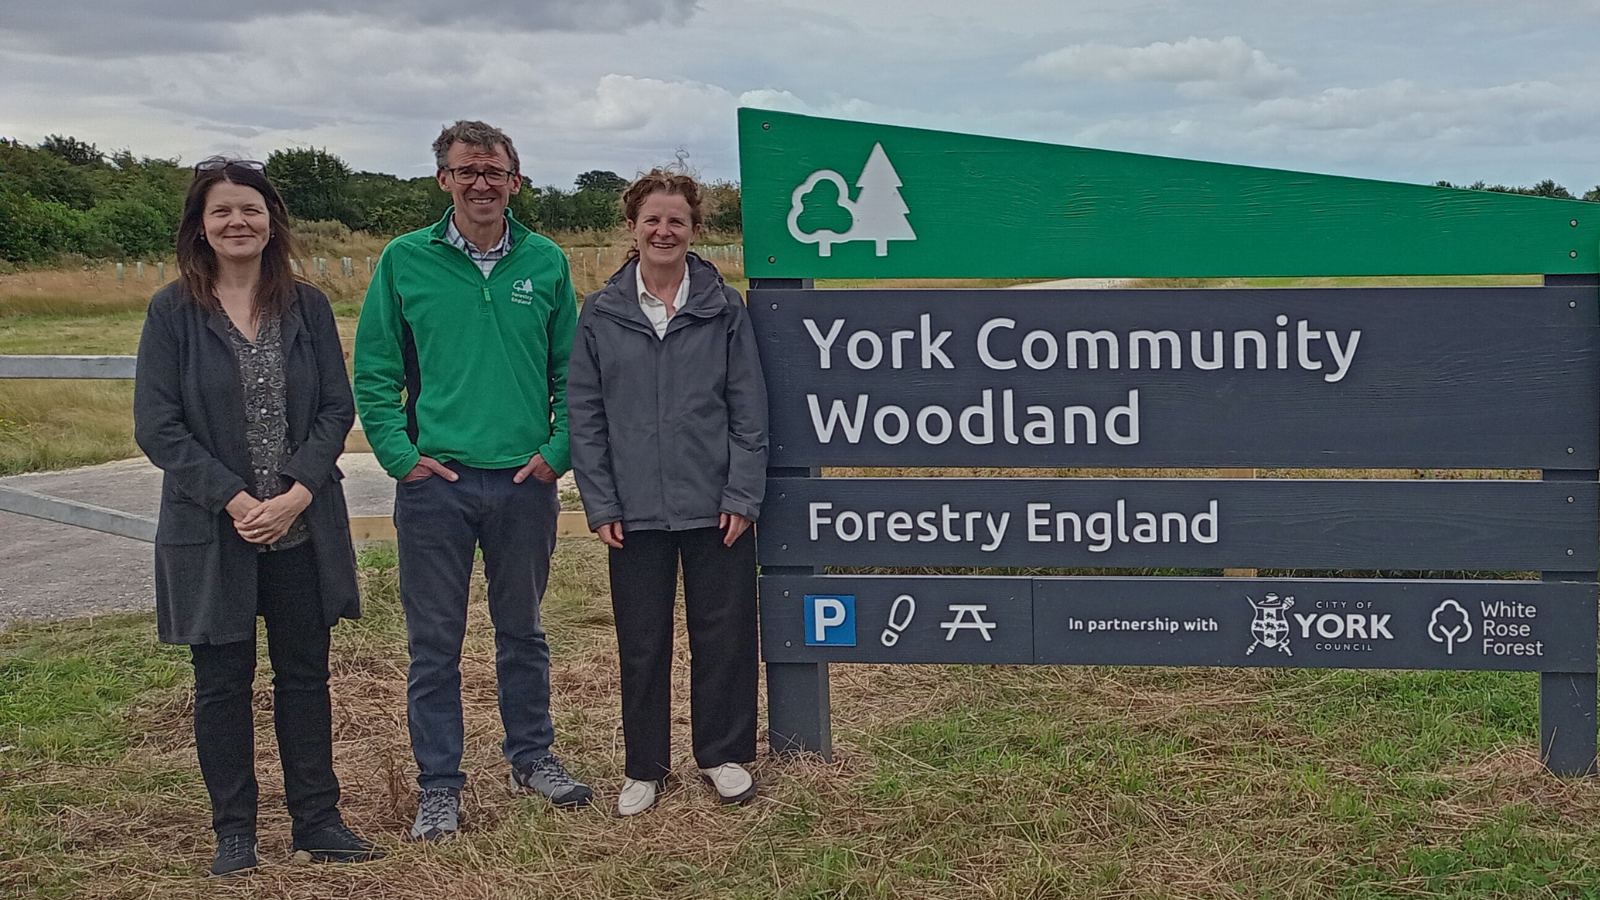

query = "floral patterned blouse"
223;311;311;552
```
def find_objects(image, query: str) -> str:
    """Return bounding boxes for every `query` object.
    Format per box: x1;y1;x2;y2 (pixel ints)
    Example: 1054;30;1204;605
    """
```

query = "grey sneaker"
509;754;594;808
410;787;460;842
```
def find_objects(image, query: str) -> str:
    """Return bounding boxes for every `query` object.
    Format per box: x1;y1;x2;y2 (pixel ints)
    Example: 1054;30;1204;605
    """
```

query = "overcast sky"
2;0;1597;192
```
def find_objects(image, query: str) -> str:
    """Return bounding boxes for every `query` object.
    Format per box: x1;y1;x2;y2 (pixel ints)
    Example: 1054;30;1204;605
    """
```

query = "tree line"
0;134;1592;265
0;139;743;265
1433;178;1599;200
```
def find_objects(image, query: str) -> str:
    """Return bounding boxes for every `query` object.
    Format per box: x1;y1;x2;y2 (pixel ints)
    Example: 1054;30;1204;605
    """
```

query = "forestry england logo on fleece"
787;142;916;258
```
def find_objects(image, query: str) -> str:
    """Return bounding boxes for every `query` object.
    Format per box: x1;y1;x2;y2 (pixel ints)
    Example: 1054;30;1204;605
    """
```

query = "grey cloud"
196;123;265;138
150;97;335;133
0;0;699;58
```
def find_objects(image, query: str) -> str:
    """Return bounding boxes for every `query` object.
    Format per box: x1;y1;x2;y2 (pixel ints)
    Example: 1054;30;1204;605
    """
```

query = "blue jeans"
394;462;559;791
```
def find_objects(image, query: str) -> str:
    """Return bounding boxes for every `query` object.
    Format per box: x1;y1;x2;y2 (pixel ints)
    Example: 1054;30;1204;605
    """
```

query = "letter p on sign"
805;594;856;646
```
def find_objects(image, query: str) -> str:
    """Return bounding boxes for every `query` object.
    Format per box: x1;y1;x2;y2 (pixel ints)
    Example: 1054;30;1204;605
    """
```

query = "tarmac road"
0;453;399;626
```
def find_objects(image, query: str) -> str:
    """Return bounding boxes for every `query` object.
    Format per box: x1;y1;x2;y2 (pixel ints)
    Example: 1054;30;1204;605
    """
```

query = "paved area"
0;453;399;626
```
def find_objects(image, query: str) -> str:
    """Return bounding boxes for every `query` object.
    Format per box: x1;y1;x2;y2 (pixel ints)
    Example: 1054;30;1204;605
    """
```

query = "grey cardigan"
134;281;360;645
568;254;768;531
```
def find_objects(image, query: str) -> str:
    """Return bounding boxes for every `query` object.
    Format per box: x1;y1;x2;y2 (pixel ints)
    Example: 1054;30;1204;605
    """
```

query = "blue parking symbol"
804;594;856;646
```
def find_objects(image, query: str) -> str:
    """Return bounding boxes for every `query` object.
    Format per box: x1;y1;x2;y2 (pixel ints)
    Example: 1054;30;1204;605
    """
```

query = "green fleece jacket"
354;209;576;480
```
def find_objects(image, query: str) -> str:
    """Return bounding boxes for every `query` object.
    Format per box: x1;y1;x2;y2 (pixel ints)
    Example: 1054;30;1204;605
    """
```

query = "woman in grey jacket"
133;160;378;875
567;170;768;816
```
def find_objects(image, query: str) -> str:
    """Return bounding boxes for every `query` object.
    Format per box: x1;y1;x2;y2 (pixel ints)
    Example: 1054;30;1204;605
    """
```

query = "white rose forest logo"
787;142;916;257
1246;593;1294;657
1427;598;1472;654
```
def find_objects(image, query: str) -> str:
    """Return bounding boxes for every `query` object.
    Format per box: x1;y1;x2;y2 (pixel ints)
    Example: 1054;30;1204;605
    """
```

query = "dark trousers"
190;544;340;842
394;462;560;791
609;526;757;782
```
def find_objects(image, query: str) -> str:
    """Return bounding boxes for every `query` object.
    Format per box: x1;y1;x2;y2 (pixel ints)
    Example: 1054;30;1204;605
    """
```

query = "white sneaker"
699;763;757;804
615;777;659;817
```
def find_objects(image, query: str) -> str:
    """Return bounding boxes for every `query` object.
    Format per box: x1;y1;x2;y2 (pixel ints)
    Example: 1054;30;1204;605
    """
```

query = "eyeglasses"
443;166;515;187
194;157;266;172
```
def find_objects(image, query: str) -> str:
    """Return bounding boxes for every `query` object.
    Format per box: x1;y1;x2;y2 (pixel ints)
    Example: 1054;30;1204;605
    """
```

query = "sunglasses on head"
194;157;267;173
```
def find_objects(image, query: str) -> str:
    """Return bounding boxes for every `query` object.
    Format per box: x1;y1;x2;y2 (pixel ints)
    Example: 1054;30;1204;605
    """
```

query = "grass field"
3;539;1600;899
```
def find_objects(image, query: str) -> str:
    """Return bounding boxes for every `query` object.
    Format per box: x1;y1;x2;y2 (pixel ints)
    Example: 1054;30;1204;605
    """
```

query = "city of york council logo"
1246;593;1294;657
787;142;916;258
510;278;536;305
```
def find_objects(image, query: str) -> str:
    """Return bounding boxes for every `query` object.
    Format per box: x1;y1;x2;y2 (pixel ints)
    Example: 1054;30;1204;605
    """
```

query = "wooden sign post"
740;109;1600;775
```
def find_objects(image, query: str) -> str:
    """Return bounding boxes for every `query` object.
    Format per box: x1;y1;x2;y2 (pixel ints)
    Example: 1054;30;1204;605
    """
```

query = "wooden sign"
750;282;1600;469
741;111;1600;776
761;575;1597;673
739;109;1600;279
761;477;1598;571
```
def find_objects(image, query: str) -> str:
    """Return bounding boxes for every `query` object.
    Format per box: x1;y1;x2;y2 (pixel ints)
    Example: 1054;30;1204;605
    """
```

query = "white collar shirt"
636;263;690;340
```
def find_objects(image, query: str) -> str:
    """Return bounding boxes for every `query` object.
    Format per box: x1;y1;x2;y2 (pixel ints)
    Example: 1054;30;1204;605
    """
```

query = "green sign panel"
738;109;1600;279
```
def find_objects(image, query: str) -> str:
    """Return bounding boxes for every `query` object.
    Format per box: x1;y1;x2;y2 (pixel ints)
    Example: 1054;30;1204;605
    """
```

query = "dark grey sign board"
762;477;1599;570
1032;577;1596;672
761;575;1597;672
747;284;1600;469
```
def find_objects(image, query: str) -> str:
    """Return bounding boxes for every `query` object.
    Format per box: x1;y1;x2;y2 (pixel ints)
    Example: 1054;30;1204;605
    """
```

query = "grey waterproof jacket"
568;254;767;531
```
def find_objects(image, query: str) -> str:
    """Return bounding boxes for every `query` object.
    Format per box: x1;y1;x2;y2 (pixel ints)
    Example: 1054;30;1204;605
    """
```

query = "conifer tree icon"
787;142;917;257
851;144;915;256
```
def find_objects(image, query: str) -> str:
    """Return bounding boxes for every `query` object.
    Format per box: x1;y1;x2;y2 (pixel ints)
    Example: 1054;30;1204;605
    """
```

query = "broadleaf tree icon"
1427;598;1472;654
787;142;916;258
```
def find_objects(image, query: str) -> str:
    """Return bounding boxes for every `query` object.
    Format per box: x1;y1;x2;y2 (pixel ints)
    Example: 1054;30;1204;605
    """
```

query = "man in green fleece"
354;120;591;841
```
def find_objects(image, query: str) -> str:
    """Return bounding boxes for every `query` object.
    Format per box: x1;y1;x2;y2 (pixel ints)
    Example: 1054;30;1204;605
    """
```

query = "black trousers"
190;543;341;841
609;527;758;782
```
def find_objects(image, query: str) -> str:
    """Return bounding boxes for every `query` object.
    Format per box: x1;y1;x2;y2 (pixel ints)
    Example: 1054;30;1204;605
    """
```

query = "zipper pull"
481;284;492;315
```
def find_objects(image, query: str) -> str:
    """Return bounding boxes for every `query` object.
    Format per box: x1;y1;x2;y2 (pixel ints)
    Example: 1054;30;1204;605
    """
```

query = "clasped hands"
226;482;312;545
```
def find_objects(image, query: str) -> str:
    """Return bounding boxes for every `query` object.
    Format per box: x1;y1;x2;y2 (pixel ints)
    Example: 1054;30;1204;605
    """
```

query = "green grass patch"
0;612;188;763
0;311;148;355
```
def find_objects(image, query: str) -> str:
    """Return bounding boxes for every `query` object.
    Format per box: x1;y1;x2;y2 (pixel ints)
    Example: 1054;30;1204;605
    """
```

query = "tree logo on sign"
1427;598;1472;654
787;142;916;257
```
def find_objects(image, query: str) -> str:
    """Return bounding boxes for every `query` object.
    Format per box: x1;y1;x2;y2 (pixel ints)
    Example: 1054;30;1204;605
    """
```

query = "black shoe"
208;833;258;878
291;822;385;864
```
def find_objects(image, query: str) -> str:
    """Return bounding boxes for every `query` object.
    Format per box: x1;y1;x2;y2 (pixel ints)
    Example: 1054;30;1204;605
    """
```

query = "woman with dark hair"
134;158;380;876
568;169;768;816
